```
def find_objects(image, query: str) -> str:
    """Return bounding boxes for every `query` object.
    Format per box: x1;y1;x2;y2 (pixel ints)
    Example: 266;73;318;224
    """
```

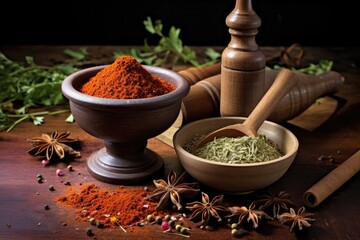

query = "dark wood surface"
0;45;359;240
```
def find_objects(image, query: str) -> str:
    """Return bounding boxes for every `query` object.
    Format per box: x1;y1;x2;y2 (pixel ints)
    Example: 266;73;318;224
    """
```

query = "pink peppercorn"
42;160;49;167
161;221;170;231
56;169;63;176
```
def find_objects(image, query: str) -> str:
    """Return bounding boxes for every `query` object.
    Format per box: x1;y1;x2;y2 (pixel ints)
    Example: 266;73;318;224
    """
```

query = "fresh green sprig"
114;17;221;68
0;109;70;132
0;49;88;132
269;59;333;75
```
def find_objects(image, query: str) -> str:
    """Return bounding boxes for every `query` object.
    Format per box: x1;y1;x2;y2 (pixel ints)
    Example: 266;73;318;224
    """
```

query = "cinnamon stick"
303;149;360;208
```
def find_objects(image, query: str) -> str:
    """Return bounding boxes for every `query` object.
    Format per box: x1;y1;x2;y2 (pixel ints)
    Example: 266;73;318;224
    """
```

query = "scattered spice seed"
44;204;50;210
89;218;96;225
67;165;73;171
96;221;104;228
42;160;49;167
37;174;43;183
85;227;94;236
56;169;64;176
204;225;214;231
49;185;55;191
231;228;248;237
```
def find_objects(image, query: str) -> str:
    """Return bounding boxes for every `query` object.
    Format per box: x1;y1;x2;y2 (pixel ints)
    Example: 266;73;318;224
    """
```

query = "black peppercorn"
85;227;94;236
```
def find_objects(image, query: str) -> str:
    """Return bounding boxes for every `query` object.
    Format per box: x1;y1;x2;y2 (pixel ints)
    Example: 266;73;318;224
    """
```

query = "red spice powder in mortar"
55;184;166;228
80;56;175;99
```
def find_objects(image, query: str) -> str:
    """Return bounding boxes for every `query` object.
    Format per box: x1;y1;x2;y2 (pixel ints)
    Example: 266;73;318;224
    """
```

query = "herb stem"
6;115;28;132
7;111;49;118
8;65;51;77
48;109;70;115
4;109;70;132
162;231;190;238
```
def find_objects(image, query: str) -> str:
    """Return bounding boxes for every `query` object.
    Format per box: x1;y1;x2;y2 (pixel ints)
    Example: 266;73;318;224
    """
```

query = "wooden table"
0;45;359;239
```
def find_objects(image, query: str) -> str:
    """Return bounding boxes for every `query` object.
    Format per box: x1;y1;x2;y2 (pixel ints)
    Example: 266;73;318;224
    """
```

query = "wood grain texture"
0;45;359;240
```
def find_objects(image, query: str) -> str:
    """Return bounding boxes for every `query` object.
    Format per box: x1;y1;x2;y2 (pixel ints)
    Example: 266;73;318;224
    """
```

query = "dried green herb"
188;134;283;164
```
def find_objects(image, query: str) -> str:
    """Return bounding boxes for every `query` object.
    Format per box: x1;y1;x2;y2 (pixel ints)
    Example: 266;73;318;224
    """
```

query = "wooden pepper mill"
220;0;266;117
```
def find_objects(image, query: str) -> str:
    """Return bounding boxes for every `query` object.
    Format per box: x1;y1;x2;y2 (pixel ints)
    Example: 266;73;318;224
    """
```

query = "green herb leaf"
65;114;75;123
268;59;333;75
63;48;88;61
114;17;221;68
0;49;87;131
31;115;44;125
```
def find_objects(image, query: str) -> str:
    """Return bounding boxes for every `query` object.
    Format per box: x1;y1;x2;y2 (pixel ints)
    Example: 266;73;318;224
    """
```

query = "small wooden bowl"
173;117;299;194
62;65;189;184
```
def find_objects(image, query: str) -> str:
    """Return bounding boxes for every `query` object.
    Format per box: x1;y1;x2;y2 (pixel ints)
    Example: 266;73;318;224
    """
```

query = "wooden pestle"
220;0;266;117
178;62;221;85
177;69;344;126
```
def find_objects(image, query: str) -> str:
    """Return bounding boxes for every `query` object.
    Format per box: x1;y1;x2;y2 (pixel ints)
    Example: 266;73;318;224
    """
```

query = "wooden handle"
243;68;297;133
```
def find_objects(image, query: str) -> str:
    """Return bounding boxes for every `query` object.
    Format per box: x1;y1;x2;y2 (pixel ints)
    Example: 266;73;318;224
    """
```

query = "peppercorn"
168;219;176;228
175;224;182;231
44;204;50;210
56;169;63;176
37;173;43;183
154;216;162;224
231;228;247;237
89;218;96;225
85;227;94;236
205;225;214;231
96;221;104;228
231;228;239;236
231;223;238;229
180;226;190;234
146;214;154;222
49;185;55;191
163;214;171;221
67;165;73;171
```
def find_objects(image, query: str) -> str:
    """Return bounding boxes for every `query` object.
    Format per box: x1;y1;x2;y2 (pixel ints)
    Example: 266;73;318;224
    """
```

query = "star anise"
278;206;315;232
227;202;273;229
252;190;295;219
145;170;200;211
27;131;80;161
186;192;229;228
